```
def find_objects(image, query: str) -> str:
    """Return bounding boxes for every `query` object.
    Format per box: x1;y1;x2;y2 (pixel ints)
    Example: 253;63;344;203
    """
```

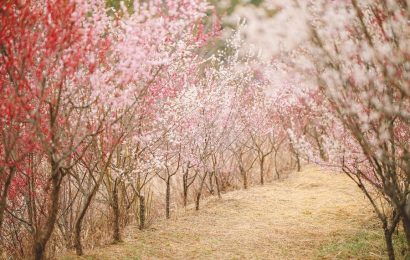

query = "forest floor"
64;166;407;260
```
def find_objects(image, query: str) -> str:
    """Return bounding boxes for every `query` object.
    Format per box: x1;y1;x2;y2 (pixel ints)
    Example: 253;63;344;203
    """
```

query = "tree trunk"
139;195;145;230
74;172;104;255
0;167;15;233
73;220;83;256
241;169;248;189
260;157;264;185
214;173;222;199
33;240;47;260
33;163;63;260
112;183;121;243
208;172;214;195
165;177;170;219
384;227;395;260
183;174;188;207
274;149;280;179
314;131;328;161
402;196;410;256
195;193;201;211
401;213;410;255
73;200;92;255
289;143;301;172
196;172;208;211
296;152;301;172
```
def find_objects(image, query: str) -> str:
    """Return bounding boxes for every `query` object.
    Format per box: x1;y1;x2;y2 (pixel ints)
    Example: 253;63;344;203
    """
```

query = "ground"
64;166;407;260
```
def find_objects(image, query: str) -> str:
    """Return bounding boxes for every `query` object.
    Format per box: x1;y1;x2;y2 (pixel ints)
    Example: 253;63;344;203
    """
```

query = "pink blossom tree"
266;1;410;257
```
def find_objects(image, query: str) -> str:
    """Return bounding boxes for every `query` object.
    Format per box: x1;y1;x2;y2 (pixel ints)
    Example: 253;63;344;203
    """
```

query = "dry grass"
63;166;399;260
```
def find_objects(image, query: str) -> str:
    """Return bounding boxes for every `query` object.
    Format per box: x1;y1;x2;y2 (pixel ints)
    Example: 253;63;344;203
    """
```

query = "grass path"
65;166;397;260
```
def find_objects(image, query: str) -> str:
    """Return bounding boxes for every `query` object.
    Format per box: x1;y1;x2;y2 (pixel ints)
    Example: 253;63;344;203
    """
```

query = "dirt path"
66;166;378;260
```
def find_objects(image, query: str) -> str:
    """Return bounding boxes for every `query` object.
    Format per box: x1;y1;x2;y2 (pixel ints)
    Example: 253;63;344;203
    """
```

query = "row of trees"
0;1;296;259
266;0;409;259
2;0;408;259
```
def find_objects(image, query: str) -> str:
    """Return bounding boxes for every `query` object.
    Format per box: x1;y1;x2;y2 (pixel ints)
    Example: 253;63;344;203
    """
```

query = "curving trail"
65;166;380;260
